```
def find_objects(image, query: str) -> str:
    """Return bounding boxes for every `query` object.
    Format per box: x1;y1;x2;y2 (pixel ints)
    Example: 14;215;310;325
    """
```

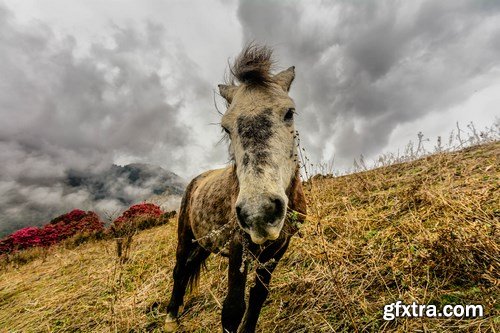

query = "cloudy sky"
1;0;499;231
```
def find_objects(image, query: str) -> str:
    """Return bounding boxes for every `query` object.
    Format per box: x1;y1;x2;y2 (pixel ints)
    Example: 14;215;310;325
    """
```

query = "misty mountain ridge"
66;163;185;204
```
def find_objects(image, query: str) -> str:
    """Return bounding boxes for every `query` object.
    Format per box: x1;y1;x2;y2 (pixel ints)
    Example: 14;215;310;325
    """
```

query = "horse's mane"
229;44;275;87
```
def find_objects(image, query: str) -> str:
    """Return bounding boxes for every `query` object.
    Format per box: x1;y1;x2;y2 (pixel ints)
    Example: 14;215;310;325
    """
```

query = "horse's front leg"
222;236;248;333
237;239;290;333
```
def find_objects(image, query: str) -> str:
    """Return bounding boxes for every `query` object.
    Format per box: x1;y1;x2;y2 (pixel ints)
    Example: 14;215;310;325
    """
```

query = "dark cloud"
1;0;500;234
237;0;500;165
0;4;207;235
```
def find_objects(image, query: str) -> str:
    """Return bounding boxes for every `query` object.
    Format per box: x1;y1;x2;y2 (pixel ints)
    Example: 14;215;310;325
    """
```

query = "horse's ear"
274;66;295;92
218;84;238;104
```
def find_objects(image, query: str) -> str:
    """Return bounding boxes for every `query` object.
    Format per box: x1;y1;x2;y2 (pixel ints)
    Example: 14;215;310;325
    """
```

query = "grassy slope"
0;142;498;332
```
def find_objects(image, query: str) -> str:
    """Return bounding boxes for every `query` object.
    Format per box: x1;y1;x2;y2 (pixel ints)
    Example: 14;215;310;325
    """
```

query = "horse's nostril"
272;198;283;213
236;204;249;229
267;197;285;224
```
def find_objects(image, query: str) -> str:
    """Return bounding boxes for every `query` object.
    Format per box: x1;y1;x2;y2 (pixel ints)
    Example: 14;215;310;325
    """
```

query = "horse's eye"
222;126;230;135
284;108;295;122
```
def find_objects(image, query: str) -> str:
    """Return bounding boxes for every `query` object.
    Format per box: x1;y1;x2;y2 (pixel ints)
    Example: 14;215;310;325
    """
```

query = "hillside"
0;142;498;332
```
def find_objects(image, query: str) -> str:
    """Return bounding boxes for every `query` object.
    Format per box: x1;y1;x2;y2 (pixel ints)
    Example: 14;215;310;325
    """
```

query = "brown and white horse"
165;45;307;333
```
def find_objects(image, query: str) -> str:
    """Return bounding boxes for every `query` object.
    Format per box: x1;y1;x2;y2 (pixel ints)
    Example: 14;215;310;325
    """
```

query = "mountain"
66;163;185;205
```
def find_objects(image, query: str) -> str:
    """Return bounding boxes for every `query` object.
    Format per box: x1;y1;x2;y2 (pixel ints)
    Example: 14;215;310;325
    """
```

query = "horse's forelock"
230;44;274;87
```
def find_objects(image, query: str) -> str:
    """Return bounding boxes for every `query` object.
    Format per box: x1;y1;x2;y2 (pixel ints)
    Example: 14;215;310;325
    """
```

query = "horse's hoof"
164;313;178;332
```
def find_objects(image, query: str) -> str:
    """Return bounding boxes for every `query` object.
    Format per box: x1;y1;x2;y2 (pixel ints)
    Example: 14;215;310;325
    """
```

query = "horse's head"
218;45;297;244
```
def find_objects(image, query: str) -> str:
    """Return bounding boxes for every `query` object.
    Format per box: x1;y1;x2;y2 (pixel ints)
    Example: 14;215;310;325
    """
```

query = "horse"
164;44;307;333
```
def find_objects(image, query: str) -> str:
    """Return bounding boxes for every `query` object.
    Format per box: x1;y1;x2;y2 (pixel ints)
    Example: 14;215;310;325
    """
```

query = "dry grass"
0;142;498;332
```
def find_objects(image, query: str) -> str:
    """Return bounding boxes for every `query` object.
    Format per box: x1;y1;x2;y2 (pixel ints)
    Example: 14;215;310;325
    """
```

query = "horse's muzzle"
235;196;286;244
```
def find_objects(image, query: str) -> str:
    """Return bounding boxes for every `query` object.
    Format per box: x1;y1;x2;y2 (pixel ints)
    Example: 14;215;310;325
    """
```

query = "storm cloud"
1;0;499;234
237;0;500;164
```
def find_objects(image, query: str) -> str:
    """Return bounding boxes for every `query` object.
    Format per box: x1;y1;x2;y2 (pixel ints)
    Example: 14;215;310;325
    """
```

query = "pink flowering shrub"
9;227;43;251
113;203;163;226
0;204;175;258
45;210;104;243
111;203;167;236
49;209;88;225
0;210;104;254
